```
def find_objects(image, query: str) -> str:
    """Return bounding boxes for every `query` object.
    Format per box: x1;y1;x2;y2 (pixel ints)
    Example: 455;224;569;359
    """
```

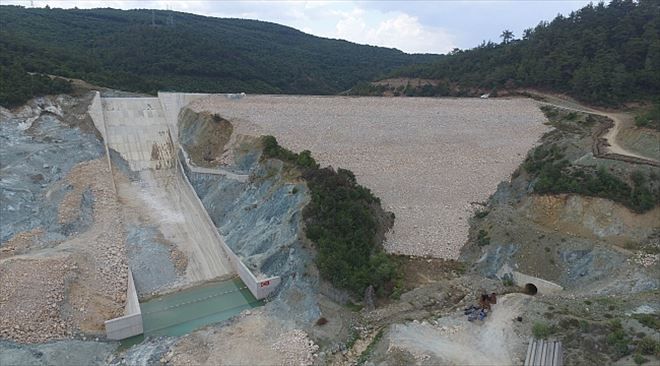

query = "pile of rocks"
62;159;128;328
271;329;319;366
0;257;73;343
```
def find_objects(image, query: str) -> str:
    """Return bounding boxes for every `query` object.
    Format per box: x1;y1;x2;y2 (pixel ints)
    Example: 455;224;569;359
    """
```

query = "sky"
5;0;600;54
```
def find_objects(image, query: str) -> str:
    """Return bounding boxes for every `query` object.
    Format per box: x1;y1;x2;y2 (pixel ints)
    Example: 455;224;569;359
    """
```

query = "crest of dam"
177;107;311;280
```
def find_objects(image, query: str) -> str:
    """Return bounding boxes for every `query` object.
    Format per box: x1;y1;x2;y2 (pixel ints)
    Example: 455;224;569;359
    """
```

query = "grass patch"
532;322;555;339
633;314;660;331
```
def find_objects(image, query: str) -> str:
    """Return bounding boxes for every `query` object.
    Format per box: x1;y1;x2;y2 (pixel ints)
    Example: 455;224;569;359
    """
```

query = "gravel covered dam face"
191;96;549;259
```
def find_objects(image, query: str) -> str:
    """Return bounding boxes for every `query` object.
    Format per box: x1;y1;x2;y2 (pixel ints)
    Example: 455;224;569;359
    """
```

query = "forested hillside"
0;5;436;106
372;0;660;105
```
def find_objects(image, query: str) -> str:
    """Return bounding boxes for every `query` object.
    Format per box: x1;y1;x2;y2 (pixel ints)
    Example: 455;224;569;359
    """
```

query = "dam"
88;92;280;340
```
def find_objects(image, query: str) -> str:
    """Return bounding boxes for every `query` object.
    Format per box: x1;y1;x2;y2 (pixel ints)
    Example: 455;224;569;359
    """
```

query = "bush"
637;336;660;356
532;322;554;339
523;145;659;213
632;314;660;331
262;136;397;297
633;354;648;365
474;210;489;219
607;320;632;359
477;229;491;246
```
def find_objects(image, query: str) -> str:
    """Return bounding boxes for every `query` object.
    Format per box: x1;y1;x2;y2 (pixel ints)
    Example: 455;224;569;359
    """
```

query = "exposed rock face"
0;95;128;344
460;106;660;295
178;107;309;278
178;108;234;168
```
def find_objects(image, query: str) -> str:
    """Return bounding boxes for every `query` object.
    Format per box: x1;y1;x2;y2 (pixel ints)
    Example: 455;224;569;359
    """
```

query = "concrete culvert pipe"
524;283;538;295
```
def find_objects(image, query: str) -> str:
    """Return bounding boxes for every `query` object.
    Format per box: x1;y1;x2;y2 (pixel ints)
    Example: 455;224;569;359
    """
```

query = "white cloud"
337;12;456;54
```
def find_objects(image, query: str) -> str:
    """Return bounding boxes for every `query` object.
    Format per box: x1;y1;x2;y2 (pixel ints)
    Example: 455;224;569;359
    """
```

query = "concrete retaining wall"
176;158;281;299
88;92;106;139
105;269;143;340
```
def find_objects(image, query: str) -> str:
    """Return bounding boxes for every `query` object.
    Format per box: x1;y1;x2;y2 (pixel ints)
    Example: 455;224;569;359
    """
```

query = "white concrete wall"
105;269;143;340
101;98;175;171
88;92;106;140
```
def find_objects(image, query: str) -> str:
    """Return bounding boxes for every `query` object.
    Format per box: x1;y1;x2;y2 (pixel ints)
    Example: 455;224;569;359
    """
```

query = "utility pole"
151;10;156;27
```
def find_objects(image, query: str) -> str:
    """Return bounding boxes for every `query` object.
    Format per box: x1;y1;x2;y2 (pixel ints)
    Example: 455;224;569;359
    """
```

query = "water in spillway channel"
120;277;262;348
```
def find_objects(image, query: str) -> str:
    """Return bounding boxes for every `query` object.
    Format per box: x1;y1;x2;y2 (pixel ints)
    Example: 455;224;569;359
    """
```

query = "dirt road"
387;293;532;365
527;91;659;163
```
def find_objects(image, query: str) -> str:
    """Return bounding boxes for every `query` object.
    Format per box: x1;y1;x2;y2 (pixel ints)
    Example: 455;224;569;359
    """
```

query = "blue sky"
7;1;599;53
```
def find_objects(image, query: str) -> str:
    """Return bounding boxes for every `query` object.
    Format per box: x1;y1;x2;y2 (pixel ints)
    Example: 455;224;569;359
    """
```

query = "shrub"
262;136;397;297
633;354;648;365
532;322;554;339
474;210;489;219
635;102;660;131
632;314;660;331
523;145;659;213
477;229;491;246
502;276;514;287
607;320;632;359
637;336;660;356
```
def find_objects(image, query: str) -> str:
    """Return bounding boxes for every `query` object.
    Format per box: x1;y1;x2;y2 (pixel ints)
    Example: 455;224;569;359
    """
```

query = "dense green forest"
0;5;436;106
0;63;72;106
368;0;660;105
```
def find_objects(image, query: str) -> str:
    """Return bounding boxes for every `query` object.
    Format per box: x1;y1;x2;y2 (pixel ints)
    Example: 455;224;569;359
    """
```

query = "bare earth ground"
0;159;127;342
386;293;531;365
167;309;318;366
191;96;548;258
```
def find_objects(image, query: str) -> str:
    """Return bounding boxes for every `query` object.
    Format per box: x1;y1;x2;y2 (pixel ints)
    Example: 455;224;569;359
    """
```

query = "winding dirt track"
530;91;659;164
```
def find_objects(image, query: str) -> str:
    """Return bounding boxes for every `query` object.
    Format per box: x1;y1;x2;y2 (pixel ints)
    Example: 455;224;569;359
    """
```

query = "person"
489;292;497;305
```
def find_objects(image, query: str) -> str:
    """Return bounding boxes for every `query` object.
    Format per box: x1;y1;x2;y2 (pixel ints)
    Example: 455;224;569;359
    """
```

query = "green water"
120;277;261;349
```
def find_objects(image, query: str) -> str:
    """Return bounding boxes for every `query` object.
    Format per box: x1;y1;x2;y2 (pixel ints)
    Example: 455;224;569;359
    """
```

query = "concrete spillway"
100;97;233;284
89;92;281;340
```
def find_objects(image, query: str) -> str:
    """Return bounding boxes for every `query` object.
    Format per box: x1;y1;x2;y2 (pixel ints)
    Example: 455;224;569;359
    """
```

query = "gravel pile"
0;257;73;343
191;96;548;258
271;329;319;366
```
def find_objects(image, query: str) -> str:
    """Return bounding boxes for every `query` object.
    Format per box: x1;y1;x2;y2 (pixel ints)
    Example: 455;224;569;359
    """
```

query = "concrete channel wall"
176;158;281;299
104;269;143;340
